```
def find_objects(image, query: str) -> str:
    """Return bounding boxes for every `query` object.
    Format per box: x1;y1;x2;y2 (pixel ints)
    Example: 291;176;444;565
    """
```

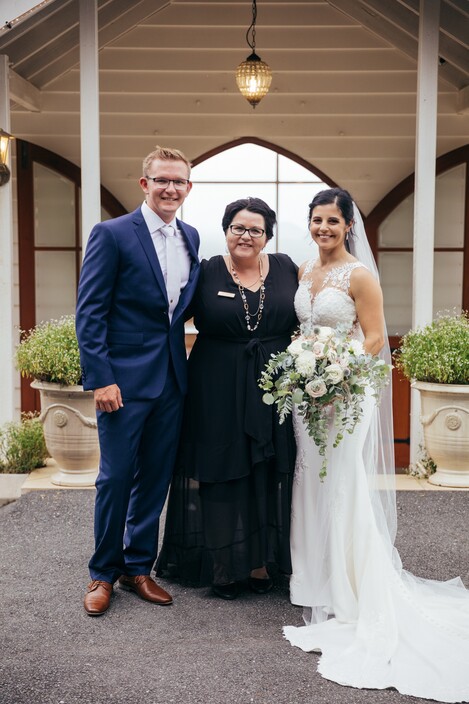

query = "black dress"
156;253;298;586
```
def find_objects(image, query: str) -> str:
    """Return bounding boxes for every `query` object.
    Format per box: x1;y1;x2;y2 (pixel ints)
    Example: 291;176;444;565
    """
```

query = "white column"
0;54;17;425
79;0;101;256
410;0;440;463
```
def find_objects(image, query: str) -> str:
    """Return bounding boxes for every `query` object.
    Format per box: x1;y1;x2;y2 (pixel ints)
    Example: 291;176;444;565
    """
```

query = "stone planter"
32;380;99;487
413;381;469;488
0;473;28;506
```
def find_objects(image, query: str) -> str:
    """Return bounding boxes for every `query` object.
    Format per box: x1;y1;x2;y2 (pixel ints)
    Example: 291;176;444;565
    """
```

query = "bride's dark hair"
307;187;354;227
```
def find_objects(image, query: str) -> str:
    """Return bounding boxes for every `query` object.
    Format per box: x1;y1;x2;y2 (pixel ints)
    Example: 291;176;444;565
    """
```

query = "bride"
284;187;469;703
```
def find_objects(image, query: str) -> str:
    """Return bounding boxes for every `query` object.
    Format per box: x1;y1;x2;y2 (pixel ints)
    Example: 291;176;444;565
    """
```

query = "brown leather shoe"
118;574;173;605
84;580;113;616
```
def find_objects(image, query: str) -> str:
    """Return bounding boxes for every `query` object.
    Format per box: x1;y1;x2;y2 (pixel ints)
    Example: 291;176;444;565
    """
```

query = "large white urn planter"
413;381;469;488
32;380;99;487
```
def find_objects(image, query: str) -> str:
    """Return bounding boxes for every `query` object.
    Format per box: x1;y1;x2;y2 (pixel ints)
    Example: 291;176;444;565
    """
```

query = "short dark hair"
222;197;276;241
307;188;354;228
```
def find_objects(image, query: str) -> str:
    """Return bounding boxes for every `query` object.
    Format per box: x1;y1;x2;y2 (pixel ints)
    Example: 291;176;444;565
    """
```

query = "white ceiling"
1;0;468;214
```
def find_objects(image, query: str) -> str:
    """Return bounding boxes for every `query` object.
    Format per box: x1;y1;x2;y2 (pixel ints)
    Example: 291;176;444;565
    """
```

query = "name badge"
218;291;235;298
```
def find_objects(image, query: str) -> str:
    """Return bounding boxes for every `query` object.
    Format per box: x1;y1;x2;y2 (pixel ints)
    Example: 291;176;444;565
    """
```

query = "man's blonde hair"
142;146;191;178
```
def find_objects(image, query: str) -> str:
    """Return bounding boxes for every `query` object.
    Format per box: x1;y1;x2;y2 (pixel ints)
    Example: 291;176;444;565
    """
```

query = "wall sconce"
235;0;272;109
0;128;15;186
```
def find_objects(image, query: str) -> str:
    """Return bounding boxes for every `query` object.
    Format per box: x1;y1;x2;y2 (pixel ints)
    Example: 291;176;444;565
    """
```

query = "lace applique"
293;448;308;486
322;262;364;294
295;260;367;335
301;260;366;299
301;257;315;280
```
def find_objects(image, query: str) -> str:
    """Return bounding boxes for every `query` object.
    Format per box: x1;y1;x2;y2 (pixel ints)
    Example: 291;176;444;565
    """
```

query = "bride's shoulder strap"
349;261;370;278
300;258;316;281
327;261;366;292
346;261;367;283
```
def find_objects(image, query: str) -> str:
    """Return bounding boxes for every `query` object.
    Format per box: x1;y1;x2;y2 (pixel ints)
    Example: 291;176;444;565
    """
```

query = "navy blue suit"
76;206;200;582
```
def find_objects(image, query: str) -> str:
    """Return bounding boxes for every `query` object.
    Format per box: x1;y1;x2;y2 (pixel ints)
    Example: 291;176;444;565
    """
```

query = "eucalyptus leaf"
292;389;304;404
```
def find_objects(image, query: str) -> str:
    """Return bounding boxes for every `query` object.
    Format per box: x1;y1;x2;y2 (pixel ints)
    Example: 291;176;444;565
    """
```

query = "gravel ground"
0;490;468;704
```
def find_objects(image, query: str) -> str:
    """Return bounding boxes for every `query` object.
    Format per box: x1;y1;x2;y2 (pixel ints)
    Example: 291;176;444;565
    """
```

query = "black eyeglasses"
229;224;265;238
145;177;190;190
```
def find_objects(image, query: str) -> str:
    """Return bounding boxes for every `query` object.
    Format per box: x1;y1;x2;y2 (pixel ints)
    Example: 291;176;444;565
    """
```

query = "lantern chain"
246;0;258;53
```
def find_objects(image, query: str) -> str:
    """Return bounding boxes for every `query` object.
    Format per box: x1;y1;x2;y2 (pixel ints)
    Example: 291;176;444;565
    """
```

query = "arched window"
16;140;126;412
367;145;469;336
181;138;333;265
378;164;466;336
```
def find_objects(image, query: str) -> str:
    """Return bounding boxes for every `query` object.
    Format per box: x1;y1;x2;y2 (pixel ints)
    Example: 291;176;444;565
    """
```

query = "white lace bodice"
294;260;365;332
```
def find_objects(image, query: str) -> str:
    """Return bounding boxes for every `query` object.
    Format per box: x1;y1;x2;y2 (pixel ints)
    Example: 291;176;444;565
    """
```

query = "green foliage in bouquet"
0;413;48;474
260;325;391;480
16;315;82;386
393;311;469;385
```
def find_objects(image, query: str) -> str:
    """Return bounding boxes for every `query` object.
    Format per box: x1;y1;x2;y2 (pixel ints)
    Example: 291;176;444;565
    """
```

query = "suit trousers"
89;367;184;583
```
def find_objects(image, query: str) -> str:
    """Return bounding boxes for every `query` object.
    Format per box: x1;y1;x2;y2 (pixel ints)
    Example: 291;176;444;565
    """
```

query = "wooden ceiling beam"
9;67;42;111
457;85;469;114
2;0;170;86
327;0;466;88
399;0;469;47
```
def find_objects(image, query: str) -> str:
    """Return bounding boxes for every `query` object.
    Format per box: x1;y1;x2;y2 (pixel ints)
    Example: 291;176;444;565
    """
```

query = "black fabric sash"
198;334;287;465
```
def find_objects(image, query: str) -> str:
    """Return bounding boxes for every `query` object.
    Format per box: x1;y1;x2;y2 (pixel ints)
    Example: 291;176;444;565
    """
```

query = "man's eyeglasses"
229;225;265;238
146;177;190;190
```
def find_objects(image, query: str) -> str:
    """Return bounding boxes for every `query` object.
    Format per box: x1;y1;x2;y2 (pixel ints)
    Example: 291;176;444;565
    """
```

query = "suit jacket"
76;207;200;399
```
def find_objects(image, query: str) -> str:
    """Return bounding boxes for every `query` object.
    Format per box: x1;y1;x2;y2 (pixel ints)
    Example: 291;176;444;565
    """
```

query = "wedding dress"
284;259;469;703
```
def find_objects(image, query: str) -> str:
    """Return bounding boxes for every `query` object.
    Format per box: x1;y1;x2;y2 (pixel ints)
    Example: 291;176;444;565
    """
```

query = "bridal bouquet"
259;325;391;479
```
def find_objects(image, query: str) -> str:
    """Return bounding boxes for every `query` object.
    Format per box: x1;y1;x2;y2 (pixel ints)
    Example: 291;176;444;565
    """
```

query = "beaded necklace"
230;256;266;332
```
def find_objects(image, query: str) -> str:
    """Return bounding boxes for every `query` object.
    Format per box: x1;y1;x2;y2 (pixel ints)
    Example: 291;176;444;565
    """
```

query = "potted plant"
15;315;99;487
394;311;469;487
0;413;49;505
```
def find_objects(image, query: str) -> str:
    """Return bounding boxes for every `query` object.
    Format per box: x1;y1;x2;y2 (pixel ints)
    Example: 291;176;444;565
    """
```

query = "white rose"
305;378;328;398
288;337;307;356
314;326;334;342
325;363;344;384
295;351;316;376
348;339;365;356
326;348;338;363
312;341;325;358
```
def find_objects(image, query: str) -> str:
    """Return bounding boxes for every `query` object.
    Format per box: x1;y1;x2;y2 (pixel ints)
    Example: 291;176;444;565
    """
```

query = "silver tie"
161;224;181;321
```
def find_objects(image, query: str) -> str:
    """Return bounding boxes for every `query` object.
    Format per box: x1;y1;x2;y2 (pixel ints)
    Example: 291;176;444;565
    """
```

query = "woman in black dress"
157;197;298;599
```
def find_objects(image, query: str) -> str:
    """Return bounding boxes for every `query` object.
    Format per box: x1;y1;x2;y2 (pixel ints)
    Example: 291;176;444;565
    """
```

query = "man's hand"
94;384;123;413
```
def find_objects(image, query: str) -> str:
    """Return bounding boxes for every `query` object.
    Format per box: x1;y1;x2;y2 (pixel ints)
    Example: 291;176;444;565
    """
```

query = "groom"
76;146;200;615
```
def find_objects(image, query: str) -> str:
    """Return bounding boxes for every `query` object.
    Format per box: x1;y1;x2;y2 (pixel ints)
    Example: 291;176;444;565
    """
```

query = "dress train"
285;261;469;702
285;392;469;703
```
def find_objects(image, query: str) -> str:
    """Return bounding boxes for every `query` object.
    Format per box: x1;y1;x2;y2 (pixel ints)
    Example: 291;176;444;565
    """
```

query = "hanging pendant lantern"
236;1;272;108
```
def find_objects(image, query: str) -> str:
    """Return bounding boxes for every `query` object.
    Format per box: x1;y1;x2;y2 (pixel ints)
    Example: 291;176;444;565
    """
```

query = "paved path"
0;490;468;704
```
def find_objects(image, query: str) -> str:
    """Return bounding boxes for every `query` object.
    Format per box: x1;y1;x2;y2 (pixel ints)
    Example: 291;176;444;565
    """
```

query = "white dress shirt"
141;202;192;317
